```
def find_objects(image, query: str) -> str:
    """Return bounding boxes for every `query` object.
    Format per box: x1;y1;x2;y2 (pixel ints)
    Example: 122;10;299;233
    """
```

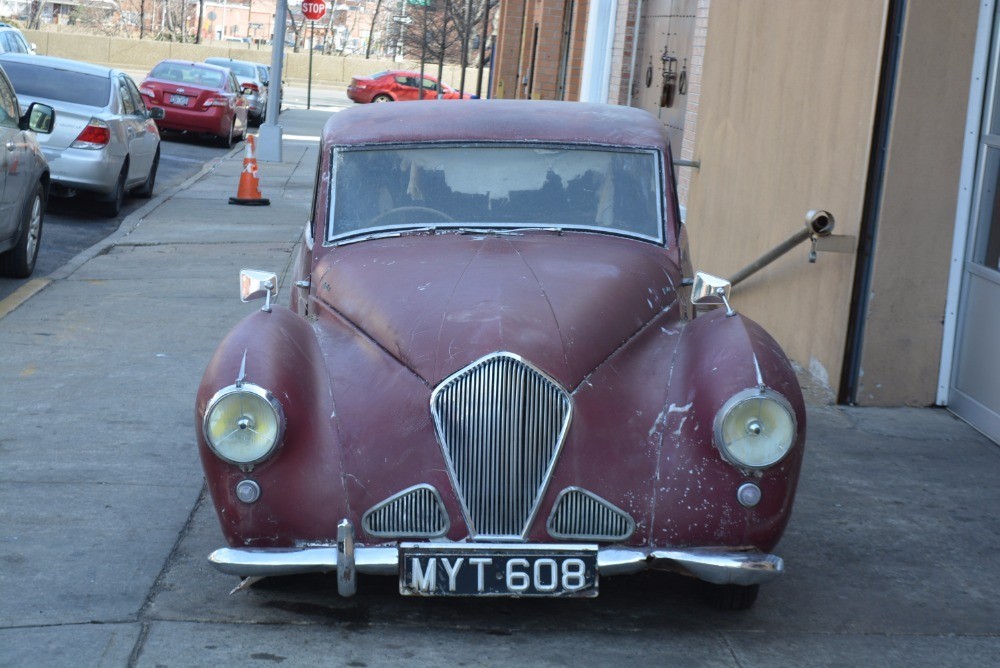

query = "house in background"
493;0;1000;444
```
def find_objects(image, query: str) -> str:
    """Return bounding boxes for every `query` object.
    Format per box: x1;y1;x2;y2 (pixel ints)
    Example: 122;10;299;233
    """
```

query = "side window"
421;78;438;92
13;33;29;54
0;33;13;53
118;77;137;115
0;74;18;128
123;76;145;114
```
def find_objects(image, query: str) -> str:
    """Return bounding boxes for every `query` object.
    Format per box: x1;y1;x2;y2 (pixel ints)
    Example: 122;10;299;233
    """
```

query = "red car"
197;101;805;610
347;70;476;103
139;60;249;147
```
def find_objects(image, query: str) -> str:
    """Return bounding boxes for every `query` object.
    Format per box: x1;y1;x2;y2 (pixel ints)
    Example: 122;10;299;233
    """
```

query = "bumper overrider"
208;519;783;597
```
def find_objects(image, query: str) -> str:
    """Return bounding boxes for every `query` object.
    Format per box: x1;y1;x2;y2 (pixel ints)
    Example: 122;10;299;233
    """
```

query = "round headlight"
714;389;796;469
203;384;284;465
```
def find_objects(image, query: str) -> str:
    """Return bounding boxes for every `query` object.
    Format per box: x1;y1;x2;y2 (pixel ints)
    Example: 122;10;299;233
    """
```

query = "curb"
0;144;242;321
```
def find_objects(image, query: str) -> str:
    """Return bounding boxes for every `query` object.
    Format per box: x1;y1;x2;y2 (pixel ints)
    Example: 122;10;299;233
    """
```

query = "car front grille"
362;485;449;538
547;487;635;541
431;353;572;539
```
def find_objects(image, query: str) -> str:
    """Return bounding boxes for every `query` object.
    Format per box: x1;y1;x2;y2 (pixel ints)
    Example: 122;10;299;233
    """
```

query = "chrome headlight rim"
713;388;797;470
203;382;285;467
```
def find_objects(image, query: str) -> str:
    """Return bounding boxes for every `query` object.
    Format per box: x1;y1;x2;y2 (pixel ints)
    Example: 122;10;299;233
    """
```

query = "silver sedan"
0;53;164;218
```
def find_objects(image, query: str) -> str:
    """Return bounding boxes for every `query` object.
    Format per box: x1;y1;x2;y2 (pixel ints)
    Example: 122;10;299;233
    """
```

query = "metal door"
950;7;1000;441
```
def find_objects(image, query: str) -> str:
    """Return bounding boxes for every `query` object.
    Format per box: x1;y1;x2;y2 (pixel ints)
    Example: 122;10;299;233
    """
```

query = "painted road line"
0;278;51;321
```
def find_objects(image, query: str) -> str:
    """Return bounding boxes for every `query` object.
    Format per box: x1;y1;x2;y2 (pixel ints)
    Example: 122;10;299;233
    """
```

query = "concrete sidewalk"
1;109;998;667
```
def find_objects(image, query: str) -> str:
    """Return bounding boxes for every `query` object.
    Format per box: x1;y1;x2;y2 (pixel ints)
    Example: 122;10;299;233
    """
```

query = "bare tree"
399;0;493;66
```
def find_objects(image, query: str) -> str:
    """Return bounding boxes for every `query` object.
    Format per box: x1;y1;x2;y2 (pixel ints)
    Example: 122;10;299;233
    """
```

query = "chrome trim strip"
209;545;782;587
430;352;573;540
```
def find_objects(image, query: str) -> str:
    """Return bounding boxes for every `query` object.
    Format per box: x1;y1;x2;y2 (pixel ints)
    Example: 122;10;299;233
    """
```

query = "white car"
0;53;165;218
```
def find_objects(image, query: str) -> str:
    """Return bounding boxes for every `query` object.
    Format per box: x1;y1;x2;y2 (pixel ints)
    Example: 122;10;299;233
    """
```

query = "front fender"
196;306;347;548
652;308;806;552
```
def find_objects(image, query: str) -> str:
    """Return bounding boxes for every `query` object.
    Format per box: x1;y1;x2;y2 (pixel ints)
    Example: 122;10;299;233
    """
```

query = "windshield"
2;61;110;107
328;144;664;243
149;62;224;88
207;59;257;79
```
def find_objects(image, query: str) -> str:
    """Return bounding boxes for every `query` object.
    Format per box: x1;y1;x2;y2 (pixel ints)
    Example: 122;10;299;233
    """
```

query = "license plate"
169;94;189;105
399;543;598;597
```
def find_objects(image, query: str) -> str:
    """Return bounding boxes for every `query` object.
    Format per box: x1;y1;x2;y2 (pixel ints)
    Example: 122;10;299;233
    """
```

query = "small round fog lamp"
737;482;762;508
235;479;261;504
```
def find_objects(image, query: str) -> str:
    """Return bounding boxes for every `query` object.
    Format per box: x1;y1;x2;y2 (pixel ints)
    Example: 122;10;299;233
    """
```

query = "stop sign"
301;0;326;21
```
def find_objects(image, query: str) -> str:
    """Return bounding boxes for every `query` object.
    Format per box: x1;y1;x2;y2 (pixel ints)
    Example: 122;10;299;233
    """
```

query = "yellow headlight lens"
204;384;283;465
715;391;796;469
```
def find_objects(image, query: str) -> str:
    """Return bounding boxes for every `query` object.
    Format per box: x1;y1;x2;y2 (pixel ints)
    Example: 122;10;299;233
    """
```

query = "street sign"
301;1;327;21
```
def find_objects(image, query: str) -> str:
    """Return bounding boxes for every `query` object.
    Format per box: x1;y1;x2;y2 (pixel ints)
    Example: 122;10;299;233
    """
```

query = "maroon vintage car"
196;100;805;609
347;69;476;103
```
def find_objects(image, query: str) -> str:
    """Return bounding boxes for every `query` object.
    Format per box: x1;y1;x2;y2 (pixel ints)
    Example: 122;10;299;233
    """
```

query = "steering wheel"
368;206;455;227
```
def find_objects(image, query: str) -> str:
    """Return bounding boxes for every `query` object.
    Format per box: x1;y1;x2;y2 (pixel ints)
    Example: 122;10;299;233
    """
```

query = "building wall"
854;0;979;405
493;0;572;99
684;0;888;397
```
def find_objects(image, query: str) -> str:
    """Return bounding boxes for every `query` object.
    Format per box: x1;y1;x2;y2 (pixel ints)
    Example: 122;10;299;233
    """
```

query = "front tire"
703;583;760;610
0;182;44;278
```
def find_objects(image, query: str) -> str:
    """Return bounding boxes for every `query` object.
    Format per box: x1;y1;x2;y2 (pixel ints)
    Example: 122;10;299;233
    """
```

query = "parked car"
0;22;34;55
347;70;477;103
139;60;249;148
0;54;164;218
0;63;53;277
197;101;806;610
204;57;267;125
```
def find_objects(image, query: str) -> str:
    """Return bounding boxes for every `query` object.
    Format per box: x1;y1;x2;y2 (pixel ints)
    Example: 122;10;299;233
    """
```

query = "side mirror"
21;102;54;134
240;269;278;312
147;107;165;120
691;271;735;316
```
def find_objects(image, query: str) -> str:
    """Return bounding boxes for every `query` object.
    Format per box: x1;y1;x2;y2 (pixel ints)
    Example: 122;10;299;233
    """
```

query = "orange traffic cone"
229;135;270;206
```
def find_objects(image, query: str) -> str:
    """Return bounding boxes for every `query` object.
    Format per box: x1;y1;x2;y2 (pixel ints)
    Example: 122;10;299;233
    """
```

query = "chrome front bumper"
209;521;783;594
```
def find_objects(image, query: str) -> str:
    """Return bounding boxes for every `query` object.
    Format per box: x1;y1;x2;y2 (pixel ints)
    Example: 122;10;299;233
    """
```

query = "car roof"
205;57;259;67
0;52;113;77
322;100;670;150
153;59;232;73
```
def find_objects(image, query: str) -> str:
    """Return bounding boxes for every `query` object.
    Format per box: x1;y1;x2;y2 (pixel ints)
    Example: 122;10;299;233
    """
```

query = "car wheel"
372;94;392;103
133;148;159;199
99;166;127;218
703;583;759;610
0;182;44;279
219;119;235;149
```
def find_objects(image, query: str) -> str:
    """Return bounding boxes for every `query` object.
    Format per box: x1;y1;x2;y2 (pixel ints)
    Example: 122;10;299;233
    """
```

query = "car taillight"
203;96;228;108
241;82;259;93
72;119;111;149
139;86;156;99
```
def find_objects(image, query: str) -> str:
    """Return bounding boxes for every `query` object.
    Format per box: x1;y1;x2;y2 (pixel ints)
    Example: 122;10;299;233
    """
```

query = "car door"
392;75;420;101
117;74;154;185
419;77;440;100
0;68;27;242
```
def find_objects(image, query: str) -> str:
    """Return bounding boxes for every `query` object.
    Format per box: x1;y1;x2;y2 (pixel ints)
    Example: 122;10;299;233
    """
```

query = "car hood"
312;232;680;389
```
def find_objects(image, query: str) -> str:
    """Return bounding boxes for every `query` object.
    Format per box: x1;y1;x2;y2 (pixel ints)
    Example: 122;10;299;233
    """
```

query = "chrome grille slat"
431;353;572;539
547;487;635;541
362;485;449;538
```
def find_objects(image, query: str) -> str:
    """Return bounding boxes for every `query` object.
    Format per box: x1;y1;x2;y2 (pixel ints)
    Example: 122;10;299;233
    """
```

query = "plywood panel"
685;0;888;396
